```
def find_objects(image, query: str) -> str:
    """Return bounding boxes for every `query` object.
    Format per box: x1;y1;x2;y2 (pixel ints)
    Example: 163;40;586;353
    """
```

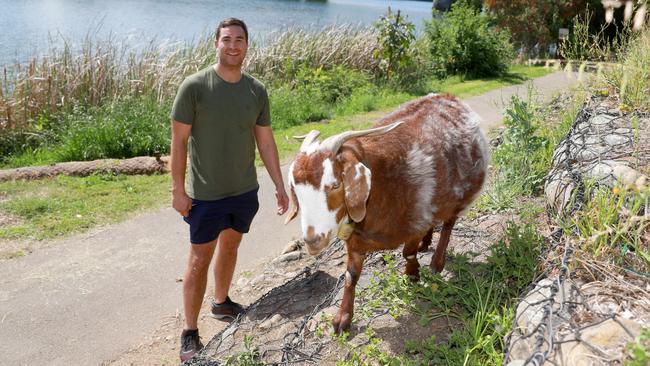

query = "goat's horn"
294;130;321;152
320;121;403;154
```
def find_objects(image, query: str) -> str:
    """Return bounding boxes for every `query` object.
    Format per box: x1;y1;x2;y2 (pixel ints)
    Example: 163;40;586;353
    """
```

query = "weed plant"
478;94;576;212
562;182;650;273
425;3;514;78
342;223;543;365
626;328;650;366
221;335;262;366
601;26;650;111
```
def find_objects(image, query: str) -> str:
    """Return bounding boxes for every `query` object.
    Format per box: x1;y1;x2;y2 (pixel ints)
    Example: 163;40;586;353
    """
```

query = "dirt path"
0;71;577;366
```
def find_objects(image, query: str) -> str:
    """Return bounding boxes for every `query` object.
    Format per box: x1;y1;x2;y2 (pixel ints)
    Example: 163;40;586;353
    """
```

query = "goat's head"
285;122;402;255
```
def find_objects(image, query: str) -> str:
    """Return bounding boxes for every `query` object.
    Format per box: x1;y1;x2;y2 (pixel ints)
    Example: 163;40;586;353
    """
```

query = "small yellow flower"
612;187;620;195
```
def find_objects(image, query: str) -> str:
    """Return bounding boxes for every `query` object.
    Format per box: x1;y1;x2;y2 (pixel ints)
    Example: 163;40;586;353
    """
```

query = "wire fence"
505;95;650;365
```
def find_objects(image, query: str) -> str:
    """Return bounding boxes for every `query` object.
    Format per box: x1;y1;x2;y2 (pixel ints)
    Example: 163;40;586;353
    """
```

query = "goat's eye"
331;182;340;189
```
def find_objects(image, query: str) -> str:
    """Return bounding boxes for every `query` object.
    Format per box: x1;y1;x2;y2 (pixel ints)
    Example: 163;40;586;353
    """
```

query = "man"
170;18;289;361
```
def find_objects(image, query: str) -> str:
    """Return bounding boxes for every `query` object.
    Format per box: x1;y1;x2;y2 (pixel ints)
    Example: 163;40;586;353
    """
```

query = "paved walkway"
0;71;577;365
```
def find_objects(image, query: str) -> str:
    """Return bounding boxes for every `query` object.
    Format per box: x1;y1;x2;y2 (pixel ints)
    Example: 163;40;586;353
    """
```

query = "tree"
484;0;595;56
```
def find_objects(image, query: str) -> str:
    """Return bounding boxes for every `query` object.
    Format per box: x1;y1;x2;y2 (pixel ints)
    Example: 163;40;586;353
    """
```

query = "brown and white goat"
285;94;489;334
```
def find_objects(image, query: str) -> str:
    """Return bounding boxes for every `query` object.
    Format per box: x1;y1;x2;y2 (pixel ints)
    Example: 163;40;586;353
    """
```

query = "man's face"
215;26;247;68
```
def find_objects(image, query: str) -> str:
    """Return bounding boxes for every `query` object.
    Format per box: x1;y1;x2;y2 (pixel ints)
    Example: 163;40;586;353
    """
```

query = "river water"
0;0;432;66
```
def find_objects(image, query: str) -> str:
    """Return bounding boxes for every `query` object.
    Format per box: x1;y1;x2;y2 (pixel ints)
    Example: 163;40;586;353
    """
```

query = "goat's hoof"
404;269;420;281
429;263;444;274
332;311;352;335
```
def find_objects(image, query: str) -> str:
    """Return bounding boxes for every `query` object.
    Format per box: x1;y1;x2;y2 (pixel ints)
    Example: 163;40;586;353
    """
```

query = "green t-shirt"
171;67;271;200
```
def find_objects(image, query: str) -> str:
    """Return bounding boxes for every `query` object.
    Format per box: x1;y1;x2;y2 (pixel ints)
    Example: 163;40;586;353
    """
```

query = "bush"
425;3;514;78
53;97;170;161
269;64;374;129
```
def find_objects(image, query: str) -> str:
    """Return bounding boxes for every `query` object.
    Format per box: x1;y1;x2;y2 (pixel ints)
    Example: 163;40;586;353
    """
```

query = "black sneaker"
179;329;203;362
210;296;245;321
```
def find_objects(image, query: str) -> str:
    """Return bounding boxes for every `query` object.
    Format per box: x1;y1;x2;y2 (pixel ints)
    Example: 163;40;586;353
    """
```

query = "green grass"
429;65;552;98
0;173;170;241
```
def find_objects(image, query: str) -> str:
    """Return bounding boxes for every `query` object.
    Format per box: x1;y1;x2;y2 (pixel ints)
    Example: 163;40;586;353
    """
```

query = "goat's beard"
304;233;332;255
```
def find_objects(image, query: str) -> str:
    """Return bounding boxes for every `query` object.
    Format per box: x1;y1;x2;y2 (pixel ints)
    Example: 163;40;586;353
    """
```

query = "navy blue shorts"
183;188;260;244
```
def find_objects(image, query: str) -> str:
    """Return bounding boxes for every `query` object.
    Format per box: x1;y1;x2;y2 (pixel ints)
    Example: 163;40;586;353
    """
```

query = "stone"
250;275;266;287
515;278;554;335
272;250;301;263
259;313;284;330
236;277;249;287
591;114;615;126
545;173;575;215
612;165;643;187
557;318;642;365
281;239;302;254
590;162;614;181
614;128;632;134
604;134;629;146
584;136;601;145
576;149;598;162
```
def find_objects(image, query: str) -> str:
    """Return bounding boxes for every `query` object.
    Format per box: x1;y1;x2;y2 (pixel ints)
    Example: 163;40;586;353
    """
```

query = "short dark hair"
215;18;248;43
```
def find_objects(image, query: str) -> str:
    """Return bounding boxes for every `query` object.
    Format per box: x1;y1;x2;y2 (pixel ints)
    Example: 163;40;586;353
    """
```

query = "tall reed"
0;25;380;134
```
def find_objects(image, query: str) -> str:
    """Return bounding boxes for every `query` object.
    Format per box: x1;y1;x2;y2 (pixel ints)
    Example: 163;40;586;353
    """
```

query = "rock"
590;162;614;181
557;318;642;365
272;251;301;263
584;136;601;145
576;149;598;162
604;134;629;146
236;277;249;287
591;114;615;126
281;239;302;254
545;172;575;214
612;165;644;187
259;313;284;330
250;275;266;287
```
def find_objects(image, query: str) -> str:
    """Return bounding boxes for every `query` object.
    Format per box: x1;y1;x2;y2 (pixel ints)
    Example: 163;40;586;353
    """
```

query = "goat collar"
336;216;355;240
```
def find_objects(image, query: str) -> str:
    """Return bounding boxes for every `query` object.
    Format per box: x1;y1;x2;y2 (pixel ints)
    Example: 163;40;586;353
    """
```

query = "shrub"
492;96;548;195
294;64;371;104
373;8;416;81
425;3;514;78
53;97;170;161
269;87;330;130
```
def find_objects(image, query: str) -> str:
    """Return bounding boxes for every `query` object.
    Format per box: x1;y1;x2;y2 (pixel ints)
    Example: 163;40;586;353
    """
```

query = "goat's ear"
284;186;299;225
342;160;371;223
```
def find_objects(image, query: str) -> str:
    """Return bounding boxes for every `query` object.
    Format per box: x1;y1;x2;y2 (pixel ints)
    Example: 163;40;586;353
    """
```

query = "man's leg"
183;240;217;330
213;228;243;303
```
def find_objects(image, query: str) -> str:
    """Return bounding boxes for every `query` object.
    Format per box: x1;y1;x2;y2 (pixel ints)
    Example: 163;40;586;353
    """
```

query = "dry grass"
0;25;380;134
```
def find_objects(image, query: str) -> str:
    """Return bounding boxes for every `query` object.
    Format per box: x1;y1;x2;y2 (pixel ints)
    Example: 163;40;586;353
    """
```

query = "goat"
285;94;489;334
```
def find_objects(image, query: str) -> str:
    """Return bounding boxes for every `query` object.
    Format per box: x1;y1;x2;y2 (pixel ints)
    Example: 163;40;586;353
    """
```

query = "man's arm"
254;125;289;215
171;120;193;217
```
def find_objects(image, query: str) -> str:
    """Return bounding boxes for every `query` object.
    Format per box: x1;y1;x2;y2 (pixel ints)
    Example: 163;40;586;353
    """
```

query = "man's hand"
275;188;289;215
173;191;192;217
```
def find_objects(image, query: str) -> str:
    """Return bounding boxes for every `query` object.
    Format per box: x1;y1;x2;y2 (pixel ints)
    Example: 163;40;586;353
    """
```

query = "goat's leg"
403;240;420;280
417;228;434;252
430;218;456;273
333;249;365;335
